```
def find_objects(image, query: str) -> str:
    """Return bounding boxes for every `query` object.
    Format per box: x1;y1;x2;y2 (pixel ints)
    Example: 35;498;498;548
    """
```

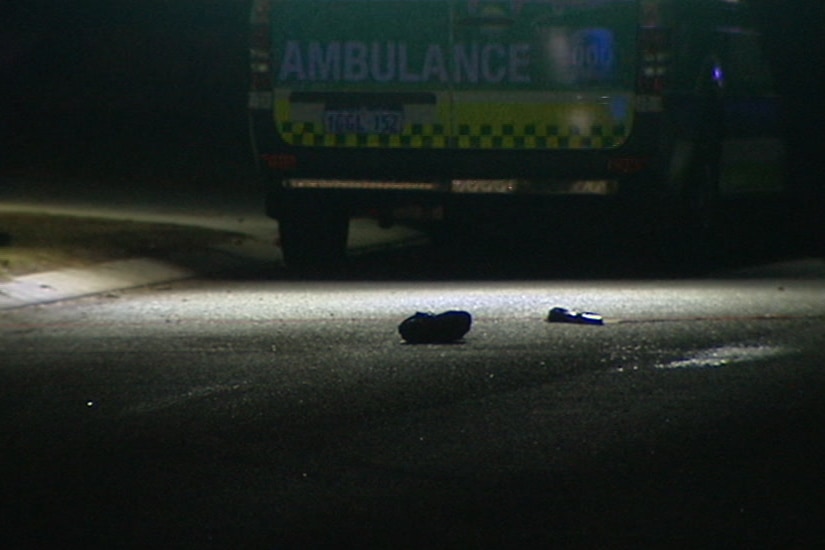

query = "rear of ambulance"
250;0;651;192
248;0;656;266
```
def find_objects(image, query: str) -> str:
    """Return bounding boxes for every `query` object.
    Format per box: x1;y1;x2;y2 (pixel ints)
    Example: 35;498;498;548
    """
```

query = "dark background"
1;0;254;188
1;0;823;213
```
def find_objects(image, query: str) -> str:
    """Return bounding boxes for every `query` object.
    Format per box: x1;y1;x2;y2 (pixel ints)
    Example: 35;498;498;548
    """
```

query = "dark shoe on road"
546;306;604;325
399;310;472;344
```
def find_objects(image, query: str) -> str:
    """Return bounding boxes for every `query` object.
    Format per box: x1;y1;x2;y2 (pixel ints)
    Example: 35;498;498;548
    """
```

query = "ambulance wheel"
277;191;349;273
669;150;723;272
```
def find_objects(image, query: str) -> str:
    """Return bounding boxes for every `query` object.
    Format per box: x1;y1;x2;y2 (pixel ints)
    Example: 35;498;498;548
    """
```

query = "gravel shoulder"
0;212;245;281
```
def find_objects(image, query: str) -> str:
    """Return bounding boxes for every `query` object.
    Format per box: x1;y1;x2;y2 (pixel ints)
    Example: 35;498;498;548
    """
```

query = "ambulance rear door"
271;0;453;150
449;0;639;151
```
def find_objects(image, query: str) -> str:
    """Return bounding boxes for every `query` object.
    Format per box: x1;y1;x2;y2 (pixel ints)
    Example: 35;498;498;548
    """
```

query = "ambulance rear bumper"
283;178;620;196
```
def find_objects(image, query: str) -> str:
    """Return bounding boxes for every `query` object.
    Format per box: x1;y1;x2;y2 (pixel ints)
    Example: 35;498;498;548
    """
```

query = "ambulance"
248;0;785;268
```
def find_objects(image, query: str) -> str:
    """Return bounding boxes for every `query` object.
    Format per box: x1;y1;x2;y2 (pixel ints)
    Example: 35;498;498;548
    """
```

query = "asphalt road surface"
2;251;825;548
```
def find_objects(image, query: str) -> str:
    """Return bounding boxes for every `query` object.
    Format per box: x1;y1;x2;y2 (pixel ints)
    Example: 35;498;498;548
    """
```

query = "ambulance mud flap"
277;190;350;271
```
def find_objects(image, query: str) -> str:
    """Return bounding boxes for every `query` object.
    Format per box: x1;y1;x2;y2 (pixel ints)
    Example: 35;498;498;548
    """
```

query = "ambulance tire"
277;191;349;273
668;149;723;273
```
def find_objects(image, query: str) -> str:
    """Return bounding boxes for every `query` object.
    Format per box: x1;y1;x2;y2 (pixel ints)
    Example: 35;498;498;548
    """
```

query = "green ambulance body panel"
271;0;638;151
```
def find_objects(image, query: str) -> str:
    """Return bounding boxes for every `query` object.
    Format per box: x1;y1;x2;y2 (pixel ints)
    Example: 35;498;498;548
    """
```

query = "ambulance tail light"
249;0;274;109
637;27;670;97
262;153;298;171
607;157;650;175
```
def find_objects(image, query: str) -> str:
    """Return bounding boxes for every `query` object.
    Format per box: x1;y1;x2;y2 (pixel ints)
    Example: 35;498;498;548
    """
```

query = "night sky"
1;1;823;192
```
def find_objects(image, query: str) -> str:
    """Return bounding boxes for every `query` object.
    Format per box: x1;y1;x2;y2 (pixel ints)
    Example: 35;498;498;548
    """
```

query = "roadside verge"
0;208;425;310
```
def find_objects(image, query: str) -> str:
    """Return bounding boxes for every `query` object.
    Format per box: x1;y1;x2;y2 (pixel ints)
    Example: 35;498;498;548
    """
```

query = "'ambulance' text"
278;41;532;84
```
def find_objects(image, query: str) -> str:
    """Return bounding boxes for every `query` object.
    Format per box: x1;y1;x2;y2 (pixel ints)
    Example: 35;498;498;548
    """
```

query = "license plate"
323;109;404;135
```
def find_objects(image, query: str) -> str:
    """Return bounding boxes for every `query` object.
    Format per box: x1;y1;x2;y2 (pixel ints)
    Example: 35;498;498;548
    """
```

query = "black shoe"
399;310;472;344
546;307;603;325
